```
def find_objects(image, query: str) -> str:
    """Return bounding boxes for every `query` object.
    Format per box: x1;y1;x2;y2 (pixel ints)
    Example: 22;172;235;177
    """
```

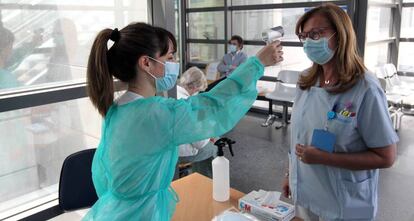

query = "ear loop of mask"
145;56;165;79
327;32;338;53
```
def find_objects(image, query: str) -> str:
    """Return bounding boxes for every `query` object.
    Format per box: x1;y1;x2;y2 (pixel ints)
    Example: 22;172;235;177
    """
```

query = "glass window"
231;0;337;5
364;43;390;70
401;7;414;38
187;0;224;8
398;42;414;72
0;97;101;219
188;12;225;39
369;0;395;3
366;6;392;41
0;1;148;93
242;45;311;77
188;43;225;63
174;0;181;63
1;0;115;5
231;8;306;42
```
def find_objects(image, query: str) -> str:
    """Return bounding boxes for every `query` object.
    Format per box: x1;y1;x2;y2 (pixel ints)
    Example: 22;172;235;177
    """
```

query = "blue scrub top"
290;72;399;221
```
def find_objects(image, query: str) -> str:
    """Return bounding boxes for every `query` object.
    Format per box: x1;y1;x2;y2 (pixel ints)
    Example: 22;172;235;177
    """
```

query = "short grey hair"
179;67;208;92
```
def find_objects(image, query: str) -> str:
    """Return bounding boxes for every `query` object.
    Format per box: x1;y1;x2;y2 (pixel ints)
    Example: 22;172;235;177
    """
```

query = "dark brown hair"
295;3;366;93
87;22;176;116
229;35;244;49
0;24;15;52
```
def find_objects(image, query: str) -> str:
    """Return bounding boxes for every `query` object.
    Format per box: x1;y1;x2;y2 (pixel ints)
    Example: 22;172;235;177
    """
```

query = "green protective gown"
83;56;264;220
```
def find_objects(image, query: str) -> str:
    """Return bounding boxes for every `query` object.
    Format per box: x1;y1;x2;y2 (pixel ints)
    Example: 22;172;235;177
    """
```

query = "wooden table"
171;173;243;221
171;173;302;221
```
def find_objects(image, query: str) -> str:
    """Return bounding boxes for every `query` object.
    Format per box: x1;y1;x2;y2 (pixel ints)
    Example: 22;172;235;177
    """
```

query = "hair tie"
109;28;120;42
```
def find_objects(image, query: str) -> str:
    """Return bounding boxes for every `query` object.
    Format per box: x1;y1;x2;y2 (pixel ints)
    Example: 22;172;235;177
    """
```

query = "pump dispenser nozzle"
214;138;235;157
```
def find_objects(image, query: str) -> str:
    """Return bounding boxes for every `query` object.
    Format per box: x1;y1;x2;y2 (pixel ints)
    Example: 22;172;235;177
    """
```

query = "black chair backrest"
59;148;98;211
204;76;227;92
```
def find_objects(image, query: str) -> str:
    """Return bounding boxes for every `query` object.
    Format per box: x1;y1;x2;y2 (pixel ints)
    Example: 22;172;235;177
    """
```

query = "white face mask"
229;45;237;53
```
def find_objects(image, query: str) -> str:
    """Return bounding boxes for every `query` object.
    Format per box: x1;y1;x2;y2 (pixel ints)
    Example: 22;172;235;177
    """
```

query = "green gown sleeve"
169;56;264;146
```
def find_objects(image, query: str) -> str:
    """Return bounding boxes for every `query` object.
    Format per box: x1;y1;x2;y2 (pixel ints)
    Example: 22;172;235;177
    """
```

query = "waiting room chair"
262;70;301;129
59;148;98;211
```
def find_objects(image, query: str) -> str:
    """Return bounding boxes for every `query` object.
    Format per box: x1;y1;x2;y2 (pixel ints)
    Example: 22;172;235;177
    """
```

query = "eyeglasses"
297;27;334;42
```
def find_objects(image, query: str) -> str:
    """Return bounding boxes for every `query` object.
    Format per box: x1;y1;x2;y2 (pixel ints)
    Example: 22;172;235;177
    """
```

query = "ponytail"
87;29;113;116
86;23;178;117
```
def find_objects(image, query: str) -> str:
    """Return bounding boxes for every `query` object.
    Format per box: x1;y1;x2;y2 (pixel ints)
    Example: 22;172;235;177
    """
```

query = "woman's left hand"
295;144;326;164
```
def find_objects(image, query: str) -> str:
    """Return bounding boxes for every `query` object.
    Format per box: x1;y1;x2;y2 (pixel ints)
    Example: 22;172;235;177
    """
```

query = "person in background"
176;67;216;177
0;24;18;89
217;35;248;77
0;23;43;88
282;4;398;221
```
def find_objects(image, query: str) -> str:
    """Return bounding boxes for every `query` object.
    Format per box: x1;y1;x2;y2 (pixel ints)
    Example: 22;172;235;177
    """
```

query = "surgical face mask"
229;45;237;53
146;56;180;92
303;33;336;65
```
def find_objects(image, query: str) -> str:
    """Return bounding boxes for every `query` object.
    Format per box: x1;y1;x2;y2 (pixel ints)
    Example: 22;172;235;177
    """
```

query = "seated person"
177;67;217;177
217;35;248;77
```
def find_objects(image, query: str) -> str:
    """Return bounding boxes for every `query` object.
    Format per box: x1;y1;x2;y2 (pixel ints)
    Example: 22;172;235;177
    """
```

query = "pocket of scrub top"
328;114;356;146
338;178;376;219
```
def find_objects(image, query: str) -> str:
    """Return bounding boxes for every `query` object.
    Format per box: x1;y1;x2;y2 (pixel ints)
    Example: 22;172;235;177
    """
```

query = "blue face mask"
146;57;180;92
303;33;336;65
229;45;237;53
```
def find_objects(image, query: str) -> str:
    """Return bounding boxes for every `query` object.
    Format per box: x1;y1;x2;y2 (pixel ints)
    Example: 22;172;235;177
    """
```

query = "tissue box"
239;191;295;221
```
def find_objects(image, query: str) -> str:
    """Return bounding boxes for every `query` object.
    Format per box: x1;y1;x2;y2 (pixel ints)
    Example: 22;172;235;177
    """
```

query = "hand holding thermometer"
261;26;284;76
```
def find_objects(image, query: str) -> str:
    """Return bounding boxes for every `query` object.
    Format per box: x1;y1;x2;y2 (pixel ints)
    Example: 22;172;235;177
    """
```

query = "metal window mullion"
186;6;225;13
368;2;398;8
224;0;228;54
400;38;414;42
402;2;414;7
0;3;129;11
353;0;368;57
187;39;227;44
181;0;188;70
0;81;126;113
366;38;396;46
228;1;348;11
390;0;402;66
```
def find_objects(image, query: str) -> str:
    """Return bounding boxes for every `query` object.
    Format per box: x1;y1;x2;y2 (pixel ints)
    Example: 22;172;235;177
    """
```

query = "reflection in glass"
366;7;392;41
401;7;414;38
364;43;389;70
189;43;225;63
0;98;101;218
243;45;311;77
0;1;148;92
231;0;336;6
187;0;224;8
398;42;414;72
232;8;306;42
189;12;224;39
0;1;148;218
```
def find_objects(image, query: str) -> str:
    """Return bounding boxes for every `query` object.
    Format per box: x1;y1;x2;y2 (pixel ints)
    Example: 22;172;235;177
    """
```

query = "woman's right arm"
169;41;283;146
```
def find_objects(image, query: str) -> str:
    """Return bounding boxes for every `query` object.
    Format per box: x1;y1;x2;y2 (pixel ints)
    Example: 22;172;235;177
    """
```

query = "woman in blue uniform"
282;4;398;221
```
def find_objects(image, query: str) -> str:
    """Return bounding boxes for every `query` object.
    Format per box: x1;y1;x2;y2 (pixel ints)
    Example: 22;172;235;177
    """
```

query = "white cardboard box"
238;191;295;221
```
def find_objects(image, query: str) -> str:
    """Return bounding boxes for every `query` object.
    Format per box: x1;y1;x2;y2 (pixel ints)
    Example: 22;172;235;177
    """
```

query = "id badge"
311;129;336;153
